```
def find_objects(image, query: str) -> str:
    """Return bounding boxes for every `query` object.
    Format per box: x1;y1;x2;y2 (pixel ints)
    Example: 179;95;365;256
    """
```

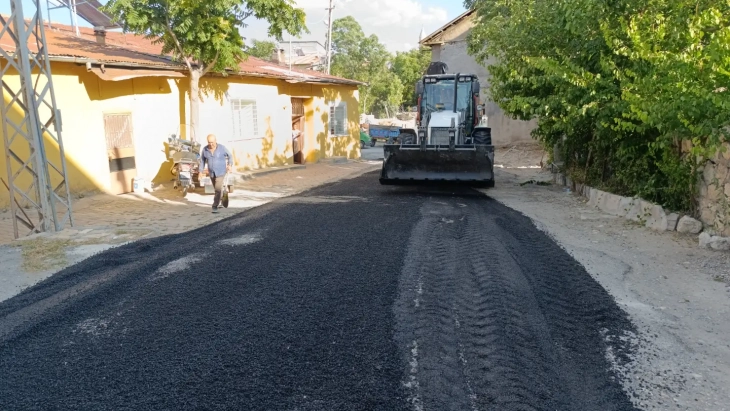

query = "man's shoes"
212;207;219;213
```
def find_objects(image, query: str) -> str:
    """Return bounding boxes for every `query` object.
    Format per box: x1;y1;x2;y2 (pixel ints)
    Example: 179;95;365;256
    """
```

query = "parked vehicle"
368;124;400;145
167;135;202;195
360;129;373;149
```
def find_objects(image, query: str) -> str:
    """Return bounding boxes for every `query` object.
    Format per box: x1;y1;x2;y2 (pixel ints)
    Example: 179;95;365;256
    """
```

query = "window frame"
328;101;349;137
230;98;262;141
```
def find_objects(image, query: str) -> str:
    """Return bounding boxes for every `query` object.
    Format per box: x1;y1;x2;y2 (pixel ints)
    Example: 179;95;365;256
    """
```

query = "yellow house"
0;22;362;206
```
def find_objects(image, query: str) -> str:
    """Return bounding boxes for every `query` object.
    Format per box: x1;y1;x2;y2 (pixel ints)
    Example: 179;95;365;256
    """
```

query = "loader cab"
416;74;480;133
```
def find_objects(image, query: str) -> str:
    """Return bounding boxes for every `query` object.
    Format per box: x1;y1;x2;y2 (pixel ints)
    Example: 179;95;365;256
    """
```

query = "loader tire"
473;129;492;145
398;132;416;145
475;179;495;189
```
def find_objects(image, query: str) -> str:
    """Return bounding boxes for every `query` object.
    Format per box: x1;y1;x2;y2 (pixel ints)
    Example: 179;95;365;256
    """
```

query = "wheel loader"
379;62;495;187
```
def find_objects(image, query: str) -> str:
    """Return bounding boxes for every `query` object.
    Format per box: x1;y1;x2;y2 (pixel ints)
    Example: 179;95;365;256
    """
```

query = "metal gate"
103;113;136;194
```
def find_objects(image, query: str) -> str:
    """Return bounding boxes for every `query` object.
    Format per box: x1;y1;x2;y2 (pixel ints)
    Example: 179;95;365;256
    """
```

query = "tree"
103;0;306;141
392;47;431;107
465;0;730;211
246;39;278;60
329;16;401;116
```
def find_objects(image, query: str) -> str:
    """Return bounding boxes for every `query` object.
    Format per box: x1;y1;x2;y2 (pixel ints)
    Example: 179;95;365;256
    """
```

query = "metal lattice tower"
0;0;73;239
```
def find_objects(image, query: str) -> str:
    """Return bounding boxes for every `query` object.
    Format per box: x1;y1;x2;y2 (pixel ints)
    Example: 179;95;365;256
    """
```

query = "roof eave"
48;54;184;70
44;55;363;86
419;8;476;46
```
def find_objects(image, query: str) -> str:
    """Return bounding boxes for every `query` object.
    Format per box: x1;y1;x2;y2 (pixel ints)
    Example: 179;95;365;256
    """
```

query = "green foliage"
103;0;306;73
103;0;306;139
392;47;432;107
246;39;278;60
330;16;403;117
467;0;730;212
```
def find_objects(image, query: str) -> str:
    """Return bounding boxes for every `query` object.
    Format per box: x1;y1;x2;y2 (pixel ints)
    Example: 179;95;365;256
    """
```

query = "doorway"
103;113;137;194
291;98;305;164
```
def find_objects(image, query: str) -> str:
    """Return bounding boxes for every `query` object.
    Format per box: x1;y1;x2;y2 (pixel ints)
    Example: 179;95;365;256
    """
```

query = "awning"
90;67;186;81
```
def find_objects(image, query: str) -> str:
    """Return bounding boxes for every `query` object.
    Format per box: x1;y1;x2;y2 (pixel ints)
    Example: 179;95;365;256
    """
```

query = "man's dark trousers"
210;173;226;209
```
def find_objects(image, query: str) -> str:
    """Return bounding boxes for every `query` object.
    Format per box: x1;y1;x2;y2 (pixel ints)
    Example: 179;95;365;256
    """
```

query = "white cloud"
244;0;454;53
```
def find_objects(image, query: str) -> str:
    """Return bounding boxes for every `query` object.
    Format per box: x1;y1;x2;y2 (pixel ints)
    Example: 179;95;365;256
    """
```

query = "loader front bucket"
379;144;495;186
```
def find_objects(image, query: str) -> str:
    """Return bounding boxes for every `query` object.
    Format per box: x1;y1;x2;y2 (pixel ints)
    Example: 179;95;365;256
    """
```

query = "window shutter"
329;104;336;136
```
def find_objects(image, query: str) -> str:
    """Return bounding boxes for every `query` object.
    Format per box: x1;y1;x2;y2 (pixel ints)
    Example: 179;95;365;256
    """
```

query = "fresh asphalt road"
0;171;640;410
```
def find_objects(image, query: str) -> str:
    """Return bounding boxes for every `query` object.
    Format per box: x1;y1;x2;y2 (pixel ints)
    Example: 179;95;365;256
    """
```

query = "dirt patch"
486;168;730;410
15;238;74;272
495;141;546;169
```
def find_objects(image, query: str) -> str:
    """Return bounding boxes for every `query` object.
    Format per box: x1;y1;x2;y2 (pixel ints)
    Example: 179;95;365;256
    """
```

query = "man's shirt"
200;144;232;177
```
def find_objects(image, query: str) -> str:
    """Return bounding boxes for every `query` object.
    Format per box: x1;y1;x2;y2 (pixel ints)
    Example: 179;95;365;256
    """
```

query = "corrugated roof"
0;17;363;86
0;18;177;67
287;54;324;66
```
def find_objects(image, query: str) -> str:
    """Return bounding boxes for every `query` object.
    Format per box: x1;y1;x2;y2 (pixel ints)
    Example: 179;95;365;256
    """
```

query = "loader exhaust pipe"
453;73;460;114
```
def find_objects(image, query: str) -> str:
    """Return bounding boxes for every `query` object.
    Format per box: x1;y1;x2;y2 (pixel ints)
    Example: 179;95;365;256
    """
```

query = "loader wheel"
370;139;376;147
398;132;416;144
473;130;492;145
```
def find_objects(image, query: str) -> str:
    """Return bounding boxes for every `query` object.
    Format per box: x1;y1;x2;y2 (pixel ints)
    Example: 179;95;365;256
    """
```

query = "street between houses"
1;170;644;410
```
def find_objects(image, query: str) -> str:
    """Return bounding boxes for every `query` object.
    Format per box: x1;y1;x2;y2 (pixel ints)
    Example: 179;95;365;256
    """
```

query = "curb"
233;164;306;182
552;172;730;250
318;157;349;164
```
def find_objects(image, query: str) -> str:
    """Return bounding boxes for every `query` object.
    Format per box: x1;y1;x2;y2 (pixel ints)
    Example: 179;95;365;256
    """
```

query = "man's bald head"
206;134;217;149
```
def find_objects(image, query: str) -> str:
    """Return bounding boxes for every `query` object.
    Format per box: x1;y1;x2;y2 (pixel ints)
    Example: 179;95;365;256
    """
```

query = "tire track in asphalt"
393;189;639;411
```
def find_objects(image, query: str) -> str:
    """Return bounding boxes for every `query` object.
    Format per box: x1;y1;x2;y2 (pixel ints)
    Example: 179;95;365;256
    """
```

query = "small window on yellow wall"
329;102;347;137
231;99;260;140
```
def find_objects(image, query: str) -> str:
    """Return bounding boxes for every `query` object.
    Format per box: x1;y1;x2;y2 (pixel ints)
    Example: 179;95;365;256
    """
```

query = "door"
291;98;305;164
104;113;137;194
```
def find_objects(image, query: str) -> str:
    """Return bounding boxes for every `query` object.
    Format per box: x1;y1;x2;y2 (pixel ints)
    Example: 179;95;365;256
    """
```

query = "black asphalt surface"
0;171;639;410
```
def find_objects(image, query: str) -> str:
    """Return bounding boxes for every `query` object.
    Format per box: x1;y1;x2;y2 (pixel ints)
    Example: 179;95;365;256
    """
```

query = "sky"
0;0;466;52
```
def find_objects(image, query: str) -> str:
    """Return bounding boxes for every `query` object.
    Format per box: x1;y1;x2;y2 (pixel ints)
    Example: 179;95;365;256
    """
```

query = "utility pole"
0;0;74;239
325;0;334;74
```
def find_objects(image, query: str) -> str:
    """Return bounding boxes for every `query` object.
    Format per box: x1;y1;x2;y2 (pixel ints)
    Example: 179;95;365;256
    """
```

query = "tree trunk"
189;69;202;142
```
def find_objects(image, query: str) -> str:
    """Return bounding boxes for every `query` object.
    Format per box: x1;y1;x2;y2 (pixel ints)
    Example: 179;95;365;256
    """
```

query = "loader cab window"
421;78;473;126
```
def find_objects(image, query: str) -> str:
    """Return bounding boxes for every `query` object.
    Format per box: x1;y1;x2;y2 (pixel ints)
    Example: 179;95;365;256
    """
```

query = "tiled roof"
0;18;362;86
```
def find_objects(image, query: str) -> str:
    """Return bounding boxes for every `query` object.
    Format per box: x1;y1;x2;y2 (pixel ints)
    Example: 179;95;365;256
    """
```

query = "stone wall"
698;143;730;236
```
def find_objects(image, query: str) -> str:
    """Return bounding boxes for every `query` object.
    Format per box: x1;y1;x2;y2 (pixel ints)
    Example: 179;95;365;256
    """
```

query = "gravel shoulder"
486;167;730;411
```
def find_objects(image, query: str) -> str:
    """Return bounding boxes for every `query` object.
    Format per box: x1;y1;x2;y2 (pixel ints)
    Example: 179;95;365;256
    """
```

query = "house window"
329;102;348;137
230;99;260;140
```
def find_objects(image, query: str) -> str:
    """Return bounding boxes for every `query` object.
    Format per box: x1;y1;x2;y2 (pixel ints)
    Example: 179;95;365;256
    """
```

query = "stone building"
419;9;536;146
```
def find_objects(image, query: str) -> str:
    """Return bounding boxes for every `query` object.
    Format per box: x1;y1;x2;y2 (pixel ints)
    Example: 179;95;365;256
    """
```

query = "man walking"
199;134;232;213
